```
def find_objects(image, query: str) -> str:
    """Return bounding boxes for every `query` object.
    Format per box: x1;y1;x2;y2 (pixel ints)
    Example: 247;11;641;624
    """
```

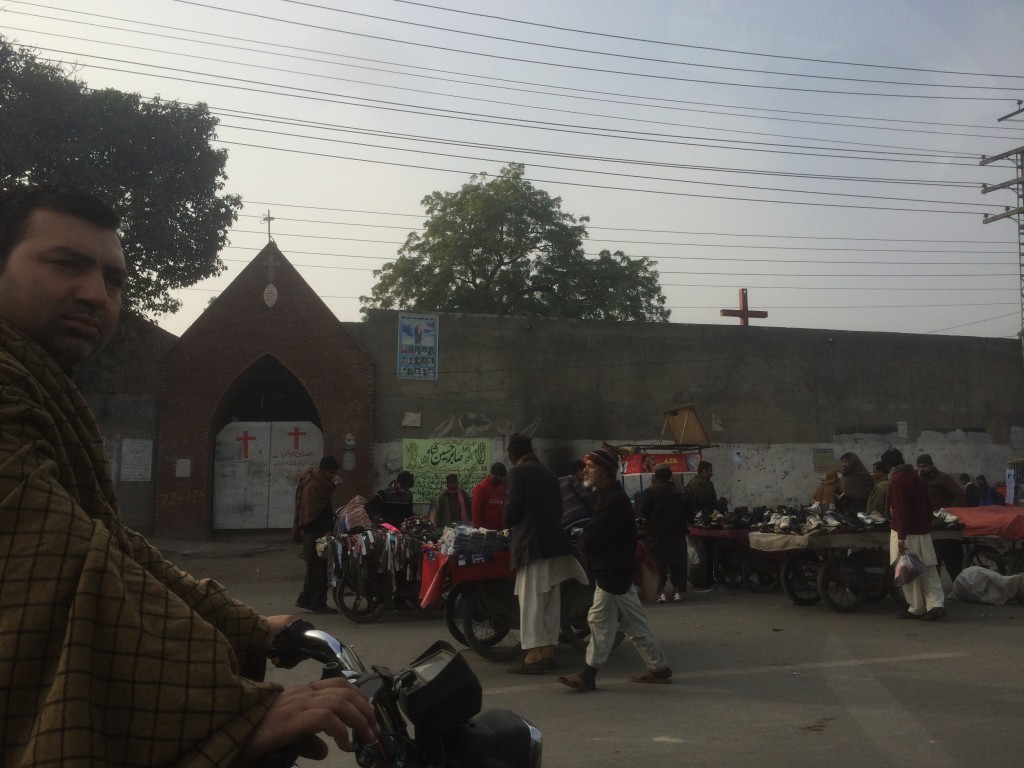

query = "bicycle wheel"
969;544;1006;575
780;552;822;606
461;584;522;662
741;553;780;593
444;584;468;646
817;552;866;613
333;566;390;623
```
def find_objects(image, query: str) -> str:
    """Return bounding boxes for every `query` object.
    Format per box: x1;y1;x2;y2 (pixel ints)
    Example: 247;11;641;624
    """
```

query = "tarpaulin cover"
946;506;1024;540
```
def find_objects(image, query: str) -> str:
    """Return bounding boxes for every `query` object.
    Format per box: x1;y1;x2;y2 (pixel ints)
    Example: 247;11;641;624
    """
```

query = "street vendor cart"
327;527;427;622
419;547;620;663
749;529;963;612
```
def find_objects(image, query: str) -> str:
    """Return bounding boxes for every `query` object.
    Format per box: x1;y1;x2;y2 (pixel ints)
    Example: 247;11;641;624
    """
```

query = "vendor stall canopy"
604;403;714;458
661;404;713;447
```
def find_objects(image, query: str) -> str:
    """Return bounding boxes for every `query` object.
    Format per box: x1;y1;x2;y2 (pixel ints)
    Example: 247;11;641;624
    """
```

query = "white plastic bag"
893;551;927;586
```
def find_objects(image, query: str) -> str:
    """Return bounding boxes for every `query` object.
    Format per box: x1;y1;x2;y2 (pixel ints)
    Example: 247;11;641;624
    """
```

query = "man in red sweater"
882;448;946;620
471;462;508;529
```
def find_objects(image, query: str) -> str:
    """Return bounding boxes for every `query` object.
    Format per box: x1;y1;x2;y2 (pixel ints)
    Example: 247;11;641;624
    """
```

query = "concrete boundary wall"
351;310;1024;507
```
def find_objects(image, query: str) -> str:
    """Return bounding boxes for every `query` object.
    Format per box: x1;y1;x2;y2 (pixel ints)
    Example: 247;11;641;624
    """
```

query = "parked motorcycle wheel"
817;552;866;613
741;553;780;593
333;567;390;623
461;585;522;662
444;584;468;646
780;552;822;606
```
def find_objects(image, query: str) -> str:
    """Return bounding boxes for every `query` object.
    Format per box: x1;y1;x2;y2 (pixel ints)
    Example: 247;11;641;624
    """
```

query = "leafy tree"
362;163;669;322
0;37;240;316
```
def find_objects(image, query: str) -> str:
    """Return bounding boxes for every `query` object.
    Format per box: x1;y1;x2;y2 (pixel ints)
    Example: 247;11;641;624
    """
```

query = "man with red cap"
557;447;672;692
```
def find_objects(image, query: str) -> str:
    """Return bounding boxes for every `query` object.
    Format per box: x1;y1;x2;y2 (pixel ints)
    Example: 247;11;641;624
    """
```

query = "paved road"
165;538;1023;768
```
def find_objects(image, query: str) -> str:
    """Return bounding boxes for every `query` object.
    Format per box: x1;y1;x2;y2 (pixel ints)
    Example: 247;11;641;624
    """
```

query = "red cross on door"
235;430;256;458
288;426;307;449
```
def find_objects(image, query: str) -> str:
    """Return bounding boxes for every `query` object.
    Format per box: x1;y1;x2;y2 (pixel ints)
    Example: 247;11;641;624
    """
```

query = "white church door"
213;421;323;529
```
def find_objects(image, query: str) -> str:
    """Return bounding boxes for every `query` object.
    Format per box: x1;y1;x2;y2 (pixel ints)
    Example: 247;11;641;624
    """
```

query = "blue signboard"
397;312;438;380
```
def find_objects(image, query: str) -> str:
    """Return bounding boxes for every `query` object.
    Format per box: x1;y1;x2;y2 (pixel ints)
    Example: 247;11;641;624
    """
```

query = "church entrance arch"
212;357;323;530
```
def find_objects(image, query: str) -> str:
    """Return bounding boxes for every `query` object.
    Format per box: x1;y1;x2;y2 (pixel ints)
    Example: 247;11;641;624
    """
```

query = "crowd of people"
4;179;1017;763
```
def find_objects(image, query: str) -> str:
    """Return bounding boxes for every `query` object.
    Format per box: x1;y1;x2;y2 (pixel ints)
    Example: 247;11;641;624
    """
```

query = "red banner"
622;451;702;475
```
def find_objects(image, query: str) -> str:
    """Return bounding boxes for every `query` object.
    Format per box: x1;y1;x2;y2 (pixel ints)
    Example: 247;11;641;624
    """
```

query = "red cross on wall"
288;426;307;449
235;430;256;459
720;288;768;326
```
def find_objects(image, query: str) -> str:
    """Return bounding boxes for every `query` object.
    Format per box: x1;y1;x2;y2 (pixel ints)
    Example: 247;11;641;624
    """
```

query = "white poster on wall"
120;438;153;482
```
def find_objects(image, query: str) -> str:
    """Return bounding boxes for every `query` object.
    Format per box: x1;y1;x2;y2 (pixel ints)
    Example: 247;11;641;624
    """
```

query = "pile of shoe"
932;508;964;530
401;516;440;543
756;505;800;533
753;503;891;535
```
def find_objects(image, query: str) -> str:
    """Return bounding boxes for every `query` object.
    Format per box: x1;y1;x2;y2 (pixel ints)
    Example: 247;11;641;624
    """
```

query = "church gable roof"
163;242;367;365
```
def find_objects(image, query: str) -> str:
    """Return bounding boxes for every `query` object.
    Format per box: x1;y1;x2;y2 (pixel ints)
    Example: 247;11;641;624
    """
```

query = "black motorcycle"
263;621;542;768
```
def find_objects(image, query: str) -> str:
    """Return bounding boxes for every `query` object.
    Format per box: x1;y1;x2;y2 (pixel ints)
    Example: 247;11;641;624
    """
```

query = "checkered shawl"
0;323;280;767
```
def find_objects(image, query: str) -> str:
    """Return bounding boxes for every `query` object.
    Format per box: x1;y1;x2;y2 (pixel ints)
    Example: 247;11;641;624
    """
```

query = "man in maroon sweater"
881;449;946;620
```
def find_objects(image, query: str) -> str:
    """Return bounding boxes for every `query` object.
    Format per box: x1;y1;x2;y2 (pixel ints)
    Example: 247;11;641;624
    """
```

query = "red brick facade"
154;243;373;537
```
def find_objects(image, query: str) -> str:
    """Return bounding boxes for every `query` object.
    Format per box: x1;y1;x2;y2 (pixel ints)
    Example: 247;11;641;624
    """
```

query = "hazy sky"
4;0;1024;338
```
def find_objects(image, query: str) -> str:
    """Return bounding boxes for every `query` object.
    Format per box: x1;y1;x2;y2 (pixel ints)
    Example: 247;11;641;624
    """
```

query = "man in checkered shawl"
0;184;377;766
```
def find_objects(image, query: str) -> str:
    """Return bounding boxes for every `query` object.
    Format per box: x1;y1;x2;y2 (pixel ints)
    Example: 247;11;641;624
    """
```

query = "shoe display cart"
749;529;962;612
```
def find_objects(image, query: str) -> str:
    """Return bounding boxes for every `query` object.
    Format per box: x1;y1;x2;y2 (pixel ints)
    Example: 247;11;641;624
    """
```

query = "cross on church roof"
720;288;768;326
260;209;275;243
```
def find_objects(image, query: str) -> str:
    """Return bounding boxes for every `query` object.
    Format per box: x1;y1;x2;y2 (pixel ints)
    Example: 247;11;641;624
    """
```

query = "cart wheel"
559;580;624;652
333;567;390;623
780;552;822;606
817;553;866;613
859;552;892;602
461;585;522;662
969;544;1005;575
713;548;745;588
444;585;468;646
741;553;780;593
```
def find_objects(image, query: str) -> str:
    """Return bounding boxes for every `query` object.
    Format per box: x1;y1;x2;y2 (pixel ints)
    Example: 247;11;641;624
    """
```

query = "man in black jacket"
557;448;672;692
504;434;587;674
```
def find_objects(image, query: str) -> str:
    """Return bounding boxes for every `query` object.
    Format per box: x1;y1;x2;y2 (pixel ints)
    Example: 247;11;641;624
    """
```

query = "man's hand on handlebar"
265;614;300;639
236;678;381;766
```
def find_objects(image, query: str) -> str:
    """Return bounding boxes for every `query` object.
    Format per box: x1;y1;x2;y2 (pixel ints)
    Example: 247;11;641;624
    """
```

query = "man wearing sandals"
557;448;672;692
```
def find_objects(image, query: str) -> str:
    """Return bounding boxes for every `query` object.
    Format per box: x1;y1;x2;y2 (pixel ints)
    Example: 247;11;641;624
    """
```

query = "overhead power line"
238;201;1017;246
388;0;1024;80
216;141;992;215
214;122;989;207
12;27;1002;161
29;52;994;173
11;5;1024;137
173;0;1018;101
275;0;1024;92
